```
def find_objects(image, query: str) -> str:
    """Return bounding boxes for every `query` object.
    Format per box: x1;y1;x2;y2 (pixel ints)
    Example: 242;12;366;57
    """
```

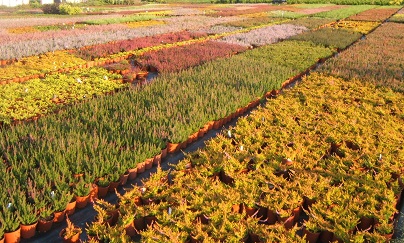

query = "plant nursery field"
0;2;403;243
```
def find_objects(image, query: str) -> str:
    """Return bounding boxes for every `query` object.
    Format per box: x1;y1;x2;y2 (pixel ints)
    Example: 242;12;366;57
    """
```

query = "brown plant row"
347;6;402;22
320;22;404;93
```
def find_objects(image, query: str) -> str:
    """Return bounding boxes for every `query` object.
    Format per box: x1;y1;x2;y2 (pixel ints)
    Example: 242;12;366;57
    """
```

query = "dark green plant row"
0;40;334;235
290;27;363;49
89;72;404;242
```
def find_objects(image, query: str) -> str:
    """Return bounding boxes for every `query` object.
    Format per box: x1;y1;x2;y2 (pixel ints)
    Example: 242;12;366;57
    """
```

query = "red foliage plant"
137;40;248;73
72;31;208;60
347;7;401;22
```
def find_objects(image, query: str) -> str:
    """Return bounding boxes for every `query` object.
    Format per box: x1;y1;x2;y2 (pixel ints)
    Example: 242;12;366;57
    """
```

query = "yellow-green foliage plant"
93;72;403;241
325;20;381;34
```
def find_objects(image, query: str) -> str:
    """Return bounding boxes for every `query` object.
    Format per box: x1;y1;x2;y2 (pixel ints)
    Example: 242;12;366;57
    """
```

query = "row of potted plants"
324;20;381;34
224;15;285;28
312;5;377;20
320;22;404;93
0;39;335;241
347;5;402;22
0;9;372;239
290;26;363;50
205;4;293;17
216;23;307;47
0;51;87;82
86;71;403;242
0;17;293;85
77;13;165;25
1;20;306;124
134;40;247;74
76;14;402;242
0;12;241;60
390;8;404;22
287;0;401;5
71;30;208;61
0;67;124;125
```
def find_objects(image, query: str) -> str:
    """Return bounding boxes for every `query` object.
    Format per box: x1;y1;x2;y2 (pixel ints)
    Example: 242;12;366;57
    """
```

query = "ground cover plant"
78;13;163;25
287;0;402;5
0;51;87;82
0;67;124;124
292;4;347;15
205;5;295;17
223;15;284;28
89;72;404;242
71;30;208;60
217;24;307;47
0;4;399;241
287;17;336;29
0;14;241;60
347;5;401;21
0;40;333;238
390;7;404;22
312;5;377;20
290;27;363;49
325;20;381;34
320;22;404;92
135;40;248;73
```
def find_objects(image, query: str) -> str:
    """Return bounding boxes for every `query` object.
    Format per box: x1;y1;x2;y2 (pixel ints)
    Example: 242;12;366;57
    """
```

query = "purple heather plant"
216;24;308;48
0;15;242;60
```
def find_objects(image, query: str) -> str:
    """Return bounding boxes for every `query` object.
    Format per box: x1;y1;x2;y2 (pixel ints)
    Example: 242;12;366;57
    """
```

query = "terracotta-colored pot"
153;153;162;166
206;121;215;131
75;194;90;209
109;208;120;226
357;216;374;231
65;200;77;216
219;170;234;185
108;180;120;192
89;183;98;203
319;230;334;243
53;210;66;223
292;206;301;223
145;215;157;228
167;142;180;154
242;204;257;217
4;227;20;243
59;228;81;243
137;162;146;173
97;185;109;198
145;158;153;170
213;120;222;130
127;168;137;180
303;196;316;211
124;220;137;237
133;196;143;206
265;209;278;225
278;214;295;230
161;147;168;159
0;236;4;243
195;214;209;224
197;128;206;138
232;204;241;214
303;227;320;243
37;217;54;233
134;217;145;231
120;172;129;186
20;221;37;239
